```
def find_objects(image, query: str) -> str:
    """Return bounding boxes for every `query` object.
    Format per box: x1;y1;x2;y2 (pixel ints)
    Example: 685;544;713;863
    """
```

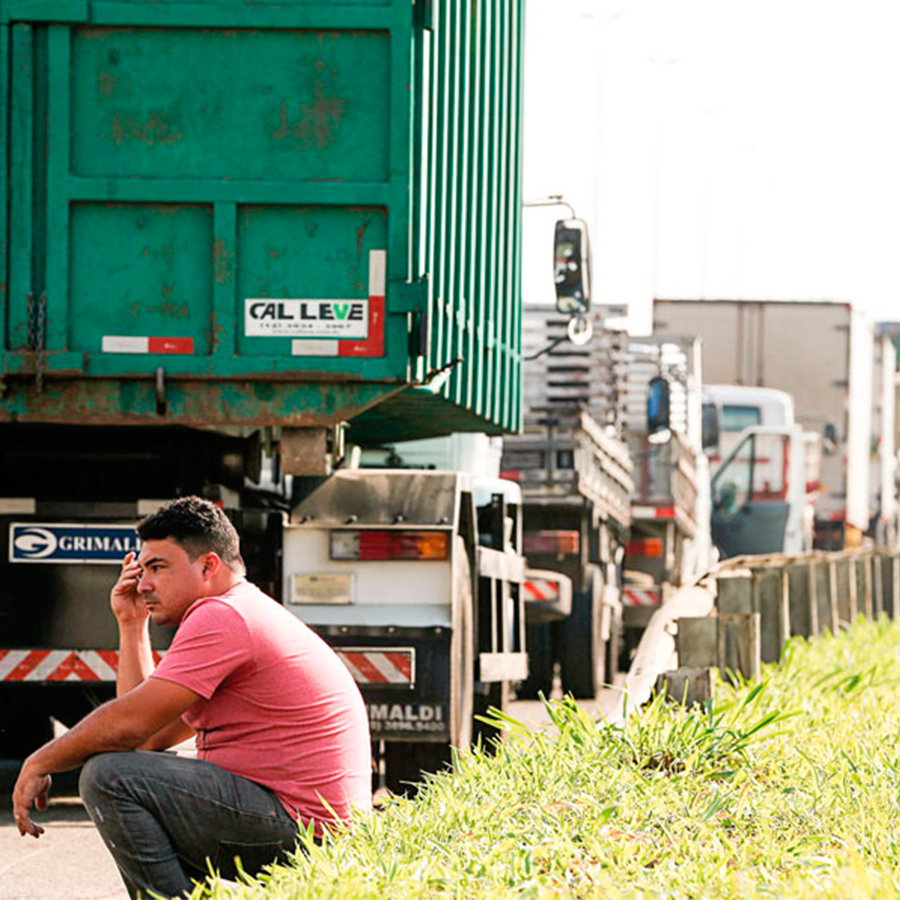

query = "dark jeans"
79;751;300;900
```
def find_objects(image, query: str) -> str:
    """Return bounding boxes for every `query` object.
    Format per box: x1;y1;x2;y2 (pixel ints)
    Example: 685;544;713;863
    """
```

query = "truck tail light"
523;530;580;556
330;530;450;560
626;538;664;558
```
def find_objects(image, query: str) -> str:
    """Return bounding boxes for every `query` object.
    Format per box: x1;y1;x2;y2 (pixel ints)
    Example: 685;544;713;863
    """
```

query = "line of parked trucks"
2;0;898;792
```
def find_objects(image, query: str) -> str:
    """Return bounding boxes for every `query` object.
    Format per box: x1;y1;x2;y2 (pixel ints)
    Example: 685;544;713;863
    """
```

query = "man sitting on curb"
13;496;372;899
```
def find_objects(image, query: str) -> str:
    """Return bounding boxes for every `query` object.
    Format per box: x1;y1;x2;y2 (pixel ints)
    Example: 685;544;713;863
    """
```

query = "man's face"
136;537;212;627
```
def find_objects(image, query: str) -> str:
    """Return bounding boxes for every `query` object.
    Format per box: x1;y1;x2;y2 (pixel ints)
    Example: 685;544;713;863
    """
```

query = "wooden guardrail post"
848;555;860;621
716;570;760;681
787;561;814;637
889;554;900;619
668;616;718;706
832;557;852;626
676;617;718;669
717;570;753;615
873;554;885;617
753;566;789;663
826;558;840;632
813;559;832;634
862;554;874;619
717;612;761;682
658;667;714;706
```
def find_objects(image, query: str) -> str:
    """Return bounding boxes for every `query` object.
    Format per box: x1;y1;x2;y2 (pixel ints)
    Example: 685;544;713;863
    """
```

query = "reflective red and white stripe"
523;578;561;603
622;587;662;608
336;648;415;686
0;649;163;682
631;506;676;520
101;336;194;354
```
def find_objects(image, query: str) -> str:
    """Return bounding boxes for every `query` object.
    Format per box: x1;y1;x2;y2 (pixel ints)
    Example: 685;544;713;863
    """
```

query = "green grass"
195;617;900;899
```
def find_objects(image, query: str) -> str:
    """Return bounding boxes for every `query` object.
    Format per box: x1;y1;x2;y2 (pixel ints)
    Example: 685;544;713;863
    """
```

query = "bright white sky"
522;0;900;333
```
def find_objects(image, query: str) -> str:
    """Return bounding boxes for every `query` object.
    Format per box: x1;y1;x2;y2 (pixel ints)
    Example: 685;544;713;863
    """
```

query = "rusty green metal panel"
1;0;523;438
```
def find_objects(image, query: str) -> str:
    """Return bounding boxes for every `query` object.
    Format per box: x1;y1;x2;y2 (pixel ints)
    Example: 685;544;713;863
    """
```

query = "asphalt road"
0;687;624;900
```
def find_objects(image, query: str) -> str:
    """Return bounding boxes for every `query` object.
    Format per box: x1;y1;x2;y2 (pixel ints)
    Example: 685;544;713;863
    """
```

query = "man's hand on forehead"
110;551;151;625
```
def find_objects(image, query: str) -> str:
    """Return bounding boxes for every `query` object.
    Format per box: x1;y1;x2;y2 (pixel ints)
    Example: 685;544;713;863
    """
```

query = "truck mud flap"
312;627;452;743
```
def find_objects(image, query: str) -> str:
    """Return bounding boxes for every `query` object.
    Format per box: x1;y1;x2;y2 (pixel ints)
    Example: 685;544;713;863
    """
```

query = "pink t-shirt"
151;581;372;833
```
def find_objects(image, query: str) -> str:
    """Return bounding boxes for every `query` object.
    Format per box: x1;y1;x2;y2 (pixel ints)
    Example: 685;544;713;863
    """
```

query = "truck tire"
555;567;606;699
383;741;451;797
516;622;555;700
472;679;510;753
0;690;52;760
382;538;476;797
450;537;475;751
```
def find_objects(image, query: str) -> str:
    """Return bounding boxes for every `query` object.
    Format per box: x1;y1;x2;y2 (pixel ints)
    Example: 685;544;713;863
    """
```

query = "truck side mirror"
823;422;837;455
553;219;591;314
701;401;720;451
647;376;671;444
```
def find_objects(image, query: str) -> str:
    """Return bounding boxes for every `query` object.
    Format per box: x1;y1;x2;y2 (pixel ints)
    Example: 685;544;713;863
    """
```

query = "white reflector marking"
622;588;662;607
0;498;36;514
102;336;149;354
0;649;162;682
336;649;415;686
523;579;561;602
291;340;339;357
369;250;386;298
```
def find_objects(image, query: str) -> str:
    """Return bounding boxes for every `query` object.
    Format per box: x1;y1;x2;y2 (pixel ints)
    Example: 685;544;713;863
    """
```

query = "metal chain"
27;293;46;394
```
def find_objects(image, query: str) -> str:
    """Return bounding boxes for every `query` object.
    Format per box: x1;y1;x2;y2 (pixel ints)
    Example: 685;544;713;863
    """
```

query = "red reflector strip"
622;588;662;607
337;649;415;686
339;250;386;358
523;579;561;602
0;650;164;682
499;470;521;481
149;337;194;355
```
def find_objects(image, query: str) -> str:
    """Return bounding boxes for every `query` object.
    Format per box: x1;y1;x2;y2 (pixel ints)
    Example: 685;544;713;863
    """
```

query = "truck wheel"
381;537;476;797
451;536;475;751
605;604;622;682
383;741;451;797
516;622;554;700
555;568;606;699
0;691;52;759
472;679;510;753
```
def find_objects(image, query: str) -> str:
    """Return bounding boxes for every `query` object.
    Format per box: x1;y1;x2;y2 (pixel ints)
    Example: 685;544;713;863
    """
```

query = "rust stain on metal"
206;312;225;353
356;221;369;253
149;292;189;319
270;68;345;150
81;28;119;42
130;302;141;318
98;71;118;96
110;112;183;147
213;238;233;285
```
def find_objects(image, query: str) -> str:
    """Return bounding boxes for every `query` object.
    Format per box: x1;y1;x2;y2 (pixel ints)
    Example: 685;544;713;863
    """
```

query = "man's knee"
79;751;138;804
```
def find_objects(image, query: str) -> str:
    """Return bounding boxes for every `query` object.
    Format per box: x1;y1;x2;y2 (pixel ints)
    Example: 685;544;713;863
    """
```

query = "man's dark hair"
137;496;246;574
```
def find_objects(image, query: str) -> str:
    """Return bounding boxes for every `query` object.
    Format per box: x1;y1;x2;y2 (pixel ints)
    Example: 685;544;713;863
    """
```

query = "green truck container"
0;0;527;775
1;0;523;447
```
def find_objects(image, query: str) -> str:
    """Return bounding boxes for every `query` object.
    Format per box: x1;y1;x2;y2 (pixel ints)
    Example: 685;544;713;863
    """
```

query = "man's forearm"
116;620;156;697
23;697;146;778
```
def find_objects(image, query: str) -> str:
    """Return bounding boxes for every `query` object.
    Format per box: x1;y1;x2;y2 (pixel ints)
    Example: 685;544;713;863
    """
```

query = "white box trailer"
872;334;899;546
654;300;876;548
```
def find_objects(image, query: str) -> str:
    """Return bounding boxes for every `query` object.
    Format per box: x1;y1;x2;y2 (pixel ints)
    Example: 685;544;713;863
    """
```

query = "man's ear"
201;553;221;580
